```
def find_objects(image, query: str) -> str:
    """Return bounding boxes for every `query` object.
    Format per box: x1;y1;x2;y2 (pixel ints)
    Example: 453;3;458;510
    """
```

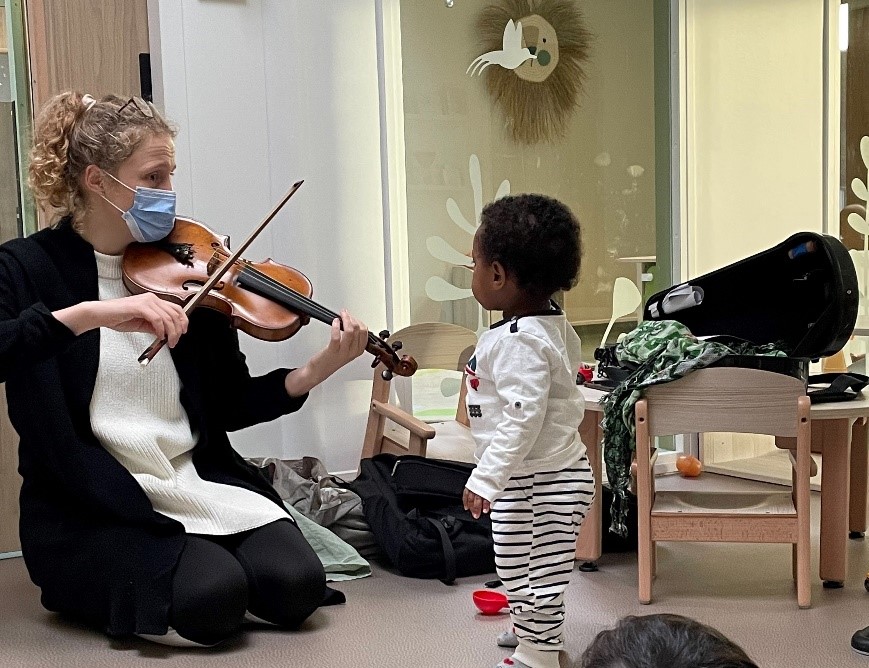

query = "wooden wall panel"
0;385;19;554
1;0;148;553
27;0;149;110
0;100;19;554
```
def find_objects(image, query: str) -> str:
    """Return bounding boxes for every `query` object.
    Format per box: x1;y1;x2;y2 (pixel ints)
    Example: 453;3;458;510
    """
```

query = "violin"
121;208;417;379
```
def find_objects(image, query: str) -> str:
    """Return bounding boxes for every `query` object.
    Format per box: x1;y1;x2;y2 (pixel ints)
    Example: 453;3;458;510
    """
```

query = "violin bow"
138;180;305;365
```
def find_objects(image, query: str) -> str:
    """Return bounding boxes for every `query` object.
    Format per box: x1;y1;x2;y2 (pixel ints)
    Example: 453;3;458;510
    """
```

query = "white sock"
513;644;560;668
496;657;530;668
497;629;519;647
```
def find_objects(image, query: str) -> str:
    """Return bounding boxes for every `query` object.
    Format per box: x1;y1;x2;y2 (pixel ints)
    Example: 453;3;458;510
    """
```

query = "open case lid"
643;232;859;360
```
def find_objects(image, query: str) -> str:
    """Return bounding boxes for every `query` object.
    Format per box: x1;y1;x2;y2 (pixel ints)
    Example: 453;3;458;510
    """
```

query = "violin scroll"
367;329;417;379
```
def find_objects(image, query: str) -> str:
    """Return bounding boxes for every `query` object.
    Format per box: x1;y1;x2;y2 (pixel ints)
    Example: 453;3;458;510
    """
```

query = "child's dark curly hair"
477;194;582;299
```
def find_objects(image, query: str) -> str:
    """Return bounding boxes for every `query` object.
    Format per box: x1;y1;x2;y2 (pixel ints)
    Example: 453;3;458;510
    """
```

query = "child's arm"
465;333;552;503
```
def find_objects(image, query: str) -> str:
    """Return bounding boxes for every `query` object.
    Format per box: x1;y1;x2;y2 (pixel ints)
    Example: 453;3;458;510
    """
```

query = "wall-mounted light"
445;0;454;7
840;3;849;52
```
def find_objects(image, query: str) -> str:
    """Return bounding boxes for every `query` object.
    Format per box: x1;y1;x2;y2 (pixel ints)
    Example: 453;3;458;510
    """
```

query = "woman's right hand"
53;293;189;347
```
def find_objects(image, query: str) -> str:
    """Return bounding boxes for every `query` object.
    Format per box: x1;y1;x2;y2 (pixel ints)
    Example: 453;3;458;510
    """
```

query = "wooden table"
577;384;869;588
777;395;869;586
575;386;607;565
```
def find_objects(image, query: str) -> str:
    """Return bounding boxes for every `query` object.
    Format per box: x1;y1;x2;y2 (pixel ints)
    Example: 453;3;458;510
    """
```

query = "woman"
4;91;367;647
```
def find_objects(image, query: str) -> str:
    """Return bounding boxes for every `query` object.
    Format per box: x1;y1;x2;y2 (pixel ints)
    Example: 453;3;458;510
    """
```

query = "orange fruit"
676;455;702;477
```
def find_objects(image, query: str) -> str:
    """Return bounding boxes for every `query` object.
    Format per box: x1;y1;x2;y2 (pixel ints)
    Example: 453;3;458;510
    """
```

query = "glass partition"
393;0;669;364
0;0;21;243
839;0;869;369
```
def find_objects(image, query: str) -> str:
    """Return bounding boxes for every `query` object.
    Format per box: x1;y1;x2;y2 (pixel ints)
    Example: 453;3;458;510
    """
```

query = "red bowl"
472;590;508;615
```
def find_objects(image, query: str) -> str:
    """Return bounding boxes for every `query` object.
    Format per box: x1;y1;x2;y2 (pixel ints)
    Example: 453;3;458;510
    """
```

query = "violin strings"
211;250;389;350
241;267;337;322
209;249;337;323
238;266;385;348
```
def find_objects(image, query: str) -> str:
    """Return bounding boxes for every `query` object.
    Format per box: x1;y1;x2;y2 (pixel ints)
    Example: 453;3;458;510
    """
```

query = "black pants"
170;519;326;645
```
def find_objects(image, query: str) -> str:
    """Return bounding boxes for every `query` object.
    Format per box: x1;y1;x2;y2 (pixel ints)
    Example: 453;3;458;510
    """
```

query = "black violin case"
595;232;860;392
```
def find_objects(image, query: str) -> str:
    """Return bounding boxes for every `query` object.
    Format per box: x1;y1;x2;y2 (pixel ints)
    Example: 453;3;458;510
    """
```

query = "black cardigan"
0;221;307;635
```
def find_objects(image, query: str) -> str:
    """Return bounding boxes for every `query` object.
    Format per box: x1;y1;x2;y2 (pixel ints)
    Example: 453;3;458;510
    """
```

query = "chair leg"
791;467;799;582
636;403;653;604
850;418;868;537
797;538;810;608
638;536;652;604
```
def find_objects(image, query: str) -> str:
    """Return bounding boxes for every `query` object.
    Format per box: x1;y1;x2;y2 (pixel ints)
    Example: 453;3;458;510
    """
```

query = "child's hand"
463;487;491;519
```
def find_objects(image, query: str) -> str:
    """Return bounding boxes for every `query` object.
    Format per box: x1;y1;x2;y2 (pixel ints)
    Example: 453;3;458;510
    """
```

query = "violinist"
2;91;368;647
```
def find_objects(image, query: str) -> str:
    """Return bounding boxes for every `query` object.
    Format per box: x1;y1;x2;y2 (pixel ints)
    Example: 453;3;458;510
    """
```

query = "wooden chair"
634;367;812;608
360;322;478;463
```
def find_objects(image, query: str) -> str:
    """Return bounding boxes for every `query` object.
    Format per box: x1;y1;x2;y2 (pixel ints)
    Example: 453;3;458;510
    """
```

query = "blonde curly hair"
28;91;176;228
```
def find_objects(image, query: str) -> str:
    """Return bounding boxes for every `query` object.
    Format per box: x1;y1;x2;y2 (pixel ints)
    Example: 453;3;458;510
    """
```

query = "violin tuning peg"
371;359;379;369
379;329;391;340
391;341;403;352
381;369;394;381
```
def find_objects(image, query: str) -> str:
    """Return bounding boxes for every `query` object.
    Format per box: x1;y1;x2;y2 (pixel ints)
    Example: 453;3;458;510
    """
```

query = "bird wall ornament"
467;19;537;76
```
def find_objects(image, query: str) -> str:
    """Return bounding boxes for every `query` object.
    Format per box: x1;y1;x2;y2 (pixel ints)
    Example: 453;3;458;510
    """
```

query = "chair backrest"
386;323;477;372
371;322;477;425
641;367;808;438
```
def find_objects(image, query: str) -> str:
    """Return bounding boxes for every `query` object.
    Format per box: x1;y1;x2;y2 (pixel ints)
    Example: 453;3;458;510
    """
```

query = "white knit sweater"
89;251;289;535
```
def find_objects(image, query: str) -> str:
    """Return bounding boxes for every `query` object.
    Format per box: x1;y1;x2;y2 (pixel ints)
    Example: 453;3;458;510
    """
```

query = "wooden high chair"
634;367;812;608
360;322;478;463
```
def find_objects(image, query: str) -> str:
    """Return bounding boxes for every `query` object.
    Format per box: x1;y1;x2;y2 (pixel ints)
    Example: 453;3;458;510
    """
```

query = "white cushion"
426;420;476;463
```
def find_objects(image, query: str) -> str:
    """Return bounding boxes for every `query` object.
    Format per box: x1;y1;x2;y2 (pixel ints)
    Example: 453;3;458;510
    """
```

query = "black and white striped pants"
492;459;595;653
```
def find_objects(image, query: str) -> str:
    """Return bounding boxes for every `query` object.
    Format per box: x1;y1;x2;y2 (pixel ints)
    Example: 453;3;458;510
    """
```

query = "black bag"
349;453;495;584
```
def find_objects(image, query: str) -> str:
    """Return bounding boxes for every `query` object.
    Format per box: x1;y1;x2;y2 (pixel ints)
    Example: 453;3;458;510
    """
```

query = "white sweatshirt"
464;306;586;502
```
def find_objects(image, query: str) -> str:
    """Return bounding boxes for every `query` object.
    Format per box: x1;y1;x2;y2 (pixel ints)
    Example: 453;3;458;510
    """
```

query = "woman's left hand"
323;309;368;369
284;309;369;397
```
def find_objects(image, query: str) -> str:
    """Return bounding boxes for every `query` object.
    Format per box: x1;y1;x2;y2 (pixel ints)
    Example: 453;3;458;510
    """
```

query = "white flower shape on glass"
425;154;509;335
847;136;869;313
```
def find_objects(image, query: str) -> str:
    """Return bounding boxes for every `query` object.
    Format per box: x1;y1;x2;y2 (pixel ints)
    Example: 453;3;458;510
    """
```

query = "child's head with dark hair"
472;194;581;315
578;614;758;668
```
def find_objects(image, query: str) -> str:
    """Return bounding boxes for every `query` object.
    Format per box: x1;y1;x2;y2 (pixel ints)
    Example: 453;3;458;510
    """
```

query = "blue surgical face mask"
100;171;177;243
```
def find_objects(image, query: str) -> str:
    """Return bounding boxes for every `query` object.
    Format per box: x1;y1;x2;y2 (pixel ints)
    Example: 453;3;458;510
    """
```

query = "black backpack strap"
424;516;457;585
808;373;869;403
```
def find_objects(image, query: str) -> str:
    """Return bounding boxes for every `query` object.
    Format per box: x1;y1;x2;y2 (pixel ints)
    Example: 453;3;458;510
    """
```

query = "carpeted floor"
2;476;869;668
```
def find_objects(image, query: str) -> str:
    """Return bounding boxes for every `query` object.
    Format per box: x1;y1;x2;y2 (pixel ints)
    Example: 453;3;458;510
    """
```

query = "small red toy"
577;364;593;384
472;589;508;614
